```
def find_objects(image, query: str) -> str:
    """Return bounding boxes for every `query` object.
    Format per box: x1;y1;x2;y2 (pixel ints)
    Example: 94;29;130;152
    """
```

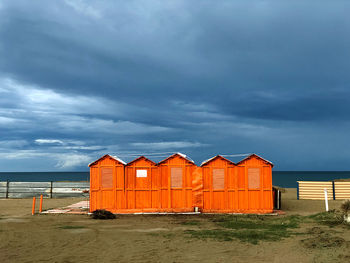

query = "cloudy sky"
0;0;349;171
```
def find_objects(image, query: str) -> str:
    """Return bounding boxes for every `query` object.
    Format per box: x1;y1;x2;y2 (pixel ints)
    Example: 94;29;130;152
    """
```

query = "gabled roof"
201;155;235;166
235;154;274;167
201;153;273;167
222;155;250;164
88;154;126;167
158;152;195;165
126;155;157;166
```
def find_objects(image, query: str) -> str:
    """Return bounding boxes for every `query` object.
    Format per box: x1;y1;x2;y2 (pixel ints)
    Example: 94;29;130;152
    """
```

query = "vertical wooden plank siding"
157;155;196;212
89;155;125;212
202;157;234;212
239;156;273;213
201;155;273;213
89;154;273;214
237;166;246;210
125;157;157;210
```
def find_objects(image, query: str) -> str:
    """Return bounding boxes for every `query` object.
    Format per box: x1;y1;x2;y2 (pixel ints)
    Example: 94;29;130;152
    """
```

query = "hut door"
135;168;151;209
247;167;261;210
203;167;226;211
100;167;115;210
170;167;183;208
211;168;225;210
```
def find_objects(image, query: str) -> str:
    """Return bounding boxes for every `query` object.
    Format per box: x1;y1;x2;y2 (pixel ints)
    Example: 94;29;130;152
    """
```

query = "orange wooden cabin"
89;153;199;213
125;156;159;211
89;153;273;214
157;153;198;212
201;154;273;213
89;154;126;212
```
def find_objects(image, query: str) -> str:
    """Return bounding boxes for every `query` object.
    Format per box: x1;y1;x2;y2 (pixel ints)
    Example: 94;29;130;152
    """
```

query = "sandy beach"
0;188;349;263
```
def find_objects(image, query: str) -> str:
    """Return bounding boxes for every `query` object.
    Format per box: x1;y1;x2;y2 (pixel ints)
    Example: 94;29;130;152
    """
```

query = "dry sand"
281;188;345;216
0;189;349;263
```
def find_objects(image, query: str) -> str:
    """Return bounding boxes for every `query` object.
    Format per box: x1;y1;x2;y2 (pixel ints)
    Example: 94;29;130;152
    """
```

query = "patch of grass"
185;229;234;242
185;228;295;244
212;214;301;231
185;215;303;244
231;229;291;244
58;225;86;230
180;220;201;226
307;211;343;227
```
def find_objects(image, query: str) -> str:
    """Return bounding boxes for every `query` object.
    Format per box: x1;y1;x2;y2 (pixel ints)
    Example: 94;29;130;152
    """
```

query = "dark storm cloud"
1;1;350;121
0;0;350;170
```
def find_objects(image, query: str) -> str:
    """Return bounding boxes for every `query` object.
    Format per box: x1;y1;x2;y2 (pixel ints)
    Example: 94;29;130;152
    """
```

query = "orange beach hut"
125;156;159;211
157;153;198;212
201;155;235;212
201;154;273;213
89;154;126;213
89;153;273;214
89;153;200;213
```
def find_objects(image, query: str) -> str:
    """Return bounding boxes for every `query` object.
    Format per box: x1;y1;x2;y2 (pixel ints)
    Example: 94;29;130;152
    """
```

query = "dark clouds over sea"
0;1;349;171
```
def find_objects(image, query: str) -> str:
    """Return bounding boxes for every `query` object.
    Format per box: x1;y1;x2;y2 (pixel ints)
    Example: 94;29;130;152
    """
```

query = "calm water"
1;171;350;188
273;171;350;188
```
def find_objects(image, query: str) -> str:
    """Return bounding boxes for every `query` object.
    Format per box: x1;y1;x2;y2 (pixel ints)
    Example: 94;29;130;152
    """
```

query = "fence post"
50;181;53;199
6;180;9;199
278;190;281;210
32;196;36;215
332;181;335;200
324;189;329;212
39;194;43;213
297;183;299;200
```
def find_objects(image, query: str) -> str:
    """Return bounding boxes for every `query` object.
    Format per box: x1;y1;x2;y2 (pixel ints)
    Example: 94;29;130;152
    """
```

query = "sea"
1;171;350;188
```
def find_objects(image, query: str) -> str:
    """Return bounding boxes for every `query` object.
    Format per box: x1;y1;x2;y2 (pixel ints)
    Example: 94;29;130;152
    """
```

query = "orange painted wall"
89;154;273;214
90;154;198;213
125;157;159;210
89;155;125;212
237;155;273;213
202;156;235;212
201;155;273;213
158;155;197;212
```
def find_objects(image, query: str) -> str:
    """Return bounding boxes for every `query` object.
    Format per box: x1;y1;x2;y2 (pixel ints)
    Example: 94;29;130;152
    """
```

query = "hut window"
248;168;260;189
136;169;147;178
213;169;225;190
101;168;113;188
171;167;183;188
